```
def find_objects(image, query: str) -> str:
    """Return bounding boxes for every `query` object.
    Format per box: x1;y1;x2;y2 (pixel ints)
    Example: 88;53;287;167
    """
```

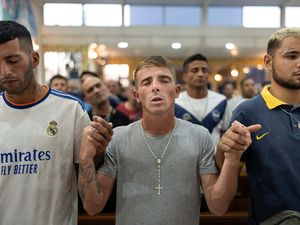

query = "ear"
132;88;141;103
175;84;181;98
264;54;272;72
31;52;40;69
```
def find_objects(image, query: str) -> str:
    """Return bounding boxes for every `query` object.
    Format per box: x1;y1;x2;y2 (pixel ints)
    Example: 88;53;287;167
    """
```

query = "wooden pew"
78;211;248;225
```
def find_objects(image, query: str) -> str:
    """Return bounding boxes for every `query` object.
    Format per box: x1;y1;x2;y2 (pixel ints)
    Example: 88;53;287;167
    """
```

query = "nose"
93;85;103;95
196;70;205;78
296;58;300;68
151;79;160;93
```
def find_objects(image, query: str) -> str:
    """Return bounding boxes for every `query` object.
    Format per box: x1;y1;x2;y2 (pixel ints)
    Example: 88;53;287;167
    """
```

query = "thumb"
247;124;261;133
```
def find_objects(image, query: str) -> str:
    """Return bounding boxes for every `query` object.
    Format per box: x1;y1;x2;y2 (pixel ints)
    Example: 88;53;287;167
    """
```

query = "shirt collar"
261;85;287;109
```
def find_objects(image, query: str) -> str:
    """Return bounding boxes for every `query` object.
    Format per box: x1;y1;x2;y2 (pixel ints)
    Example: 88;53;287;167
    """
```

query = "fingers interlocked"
87;116;113;153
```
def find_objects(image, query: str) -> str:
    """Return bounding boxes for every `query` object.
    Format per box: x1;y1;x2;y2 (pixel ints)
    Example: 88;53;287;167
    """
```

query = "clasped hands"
217;121;261;160
81;116;113;160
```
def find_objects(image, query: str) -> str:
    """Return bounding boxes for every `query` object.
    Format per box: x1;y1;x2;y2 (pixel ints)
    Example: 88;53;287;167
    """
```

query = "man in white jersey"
175;53;231;145
0;21;90;225
78;56;261;225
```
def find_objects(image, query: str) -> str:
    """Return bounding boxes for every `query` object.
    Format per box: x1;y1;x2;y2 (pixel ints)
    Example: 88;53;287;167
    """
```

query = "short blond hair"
133;56;177;85
267;27;300;56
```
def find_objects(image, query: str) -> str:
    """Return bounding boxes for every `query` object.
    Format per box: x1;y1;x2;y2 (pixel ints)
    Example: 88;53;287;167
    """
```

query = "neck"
270;84;300;106
5;82;45;104
93;100;112;116
186;87;208;99
142;114;176;135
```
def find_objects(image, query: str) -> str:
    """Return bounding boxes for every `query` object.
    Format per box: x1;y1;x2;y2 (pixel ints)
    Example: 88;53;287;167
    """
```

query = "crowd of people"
1;20;300;225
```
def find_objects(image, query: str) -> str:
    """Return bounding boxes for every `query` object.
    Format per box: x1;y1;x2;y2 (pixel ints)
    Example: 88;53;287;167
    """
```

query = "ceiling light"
231;69;239;77
118;42;128;48
225;42;236;50
88;50;98;59
97;44;106;51
89;43;97;49
171;42;182;49
214;74;222;82
243;67;250;74
257;64;264;70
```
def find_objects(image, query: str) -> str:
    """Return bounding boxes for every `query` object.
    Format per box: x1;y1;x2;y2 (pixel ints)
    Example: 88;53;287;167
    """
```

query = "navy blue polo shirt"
231;86;300;224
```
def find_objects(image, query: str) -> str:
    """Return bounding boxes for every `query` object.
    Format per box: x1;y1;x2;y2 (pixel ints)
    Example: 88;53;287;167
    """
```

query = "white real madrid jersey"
0;87;90;225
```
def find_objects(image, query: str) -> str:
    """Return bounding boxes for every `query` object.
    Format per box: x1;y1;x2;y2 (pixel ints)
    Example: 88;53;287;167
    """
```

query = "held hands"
217;120;261;160
80;116;113;161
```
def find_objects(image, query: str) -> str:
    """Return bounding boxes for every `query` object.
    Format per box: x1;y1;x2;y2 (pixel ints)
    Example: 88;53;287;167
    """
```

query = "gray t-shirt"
98;118;218;225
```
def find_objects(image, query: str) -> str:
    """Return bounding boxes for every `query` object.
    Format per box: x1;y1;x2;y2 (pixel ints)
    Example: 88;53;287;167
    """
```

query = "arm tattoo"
79;162;95;184
79;162;102;201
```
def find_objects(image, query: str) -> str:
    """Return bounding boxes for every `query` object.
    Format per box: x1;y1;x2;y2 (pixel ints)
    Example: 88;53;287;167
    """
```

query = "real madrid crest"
46;120;59;136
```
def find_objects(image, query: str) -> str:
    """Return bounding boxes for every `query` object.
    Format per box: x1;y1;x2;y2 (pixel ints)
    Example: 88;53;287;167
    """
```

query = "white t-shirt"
0;87;90;225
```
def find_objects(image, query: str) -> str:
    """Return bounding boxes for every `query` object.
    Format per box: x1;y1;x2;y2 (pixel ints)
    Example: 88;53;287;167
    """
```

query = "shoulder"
113;120;139;136
231;94;264;124
109;121;139;146
208;90;226;101
114;108;129;119
176;118;210;135
112;108;131;126
49;89;85;111
176;119;213;147
176;91;188;102
234;94;263;112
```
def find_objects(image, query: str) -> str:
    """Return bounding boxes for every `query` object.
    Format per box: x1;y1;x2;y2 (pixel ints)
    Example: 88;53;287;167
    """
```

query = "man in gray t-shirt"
99;118;216;225
79;56;260;225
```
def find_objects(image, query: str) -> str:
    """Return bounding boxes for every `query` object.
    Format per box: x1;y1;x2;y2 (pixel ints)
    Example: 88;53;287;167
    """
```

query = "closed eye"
159;76;172;83
140;77;152;86
6;56;20;64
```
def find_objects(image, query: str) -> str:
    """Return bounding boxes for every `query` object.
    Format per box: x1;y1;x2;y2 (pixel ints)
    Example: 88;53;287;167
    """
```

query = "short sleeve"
73;103;90;164
97;140;118;178
198;128;219;175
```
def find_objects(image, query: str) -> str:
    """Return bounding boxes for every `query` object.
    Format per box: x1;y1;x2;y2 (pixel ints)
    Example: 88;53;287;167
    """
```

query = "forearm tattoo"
79;162;102;200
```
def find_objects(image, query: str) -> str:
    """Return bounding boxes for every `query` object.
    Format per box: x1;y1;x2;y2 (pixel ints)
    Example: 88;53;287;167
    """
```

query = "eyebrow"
5;55;21;59
140;76;152;83
158;74;173;79
141;74;172;81
280;47;299;54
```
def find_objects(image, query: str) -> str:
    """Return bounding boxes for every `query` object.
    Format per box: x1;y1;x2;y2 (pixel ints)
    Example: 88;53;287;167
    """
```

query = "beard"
2;65;34;95
272;66;300;90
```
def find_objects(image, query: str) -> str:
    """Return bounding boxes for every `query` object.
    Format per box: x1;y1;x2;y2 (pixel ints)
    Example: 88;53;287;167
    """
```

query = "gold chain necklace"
140;120;177;195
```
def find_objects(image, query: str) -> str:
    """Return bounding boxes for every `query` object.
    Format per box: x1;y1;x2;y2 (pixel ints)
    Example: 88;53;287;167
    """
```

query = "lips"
1;78;18;84
151;96;163;102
